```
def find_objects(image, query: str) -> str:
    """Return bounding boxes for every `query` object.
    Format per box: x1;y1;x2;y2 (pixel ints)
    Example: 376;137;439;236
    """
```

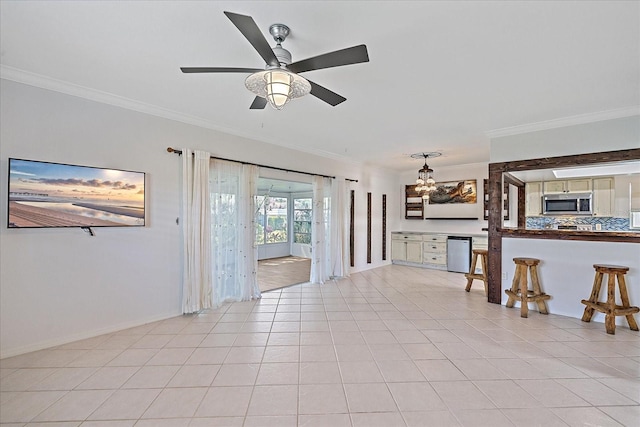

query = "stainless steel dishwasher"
447;236;471;273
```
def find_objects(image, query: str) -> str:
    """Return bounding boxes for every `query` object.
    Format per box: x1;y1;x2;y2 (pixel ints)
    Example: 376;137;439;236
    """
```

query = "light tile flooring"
1;265;639;426
258;256;312;292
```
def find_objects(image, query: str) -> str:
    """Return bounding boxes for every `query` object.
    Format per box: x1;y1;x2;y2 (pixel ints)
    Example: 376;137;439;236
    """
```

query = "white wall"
490;115;639;162
502;239;640;321
0;80;400;357
397;162;488;235
490;116;640;322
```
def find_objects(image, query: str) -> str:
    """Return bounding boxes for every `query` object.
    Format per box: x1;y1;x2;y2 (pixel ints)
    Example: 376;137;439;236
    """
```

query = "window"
255;195;288;245
293;198;312;244
255;195;266;245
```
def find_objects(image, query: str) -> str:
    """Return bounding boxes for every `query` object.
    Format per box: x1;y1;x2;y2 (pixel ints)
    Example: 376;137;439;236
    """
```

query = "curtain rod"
167;147;358;183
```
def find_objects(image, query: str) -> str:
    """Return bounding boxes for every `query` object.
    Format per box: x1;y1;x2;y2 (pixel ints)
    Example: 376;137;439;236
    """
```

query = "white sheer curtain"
181;149;213;314
330;177;350;278
311;176;332;284
210;160;261;305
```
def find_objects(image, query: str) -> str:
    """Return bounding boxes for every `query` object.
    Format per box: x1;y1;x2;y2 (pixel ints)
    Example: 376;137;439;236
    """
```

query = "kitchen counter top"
392;231;488;238
499;227;639;243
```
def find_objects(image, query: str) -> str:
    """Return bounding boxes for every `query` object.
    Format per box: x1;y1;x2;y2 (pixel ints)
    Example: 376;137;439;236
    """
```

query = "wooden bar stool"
465;249;488;295
581;264;639;335
505;257;551;318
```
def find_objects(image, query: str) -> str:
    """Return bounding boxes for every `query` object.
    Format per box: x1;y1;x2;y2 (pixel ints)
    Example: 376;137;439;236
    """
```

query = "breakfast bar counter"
499;227;640;243
497;237;640;324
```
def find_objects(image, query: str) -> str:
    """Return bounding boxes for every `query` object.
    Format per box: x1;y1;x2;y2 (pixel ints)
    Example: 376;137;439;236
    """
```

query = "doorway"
256;178;313;292
257;256;312;292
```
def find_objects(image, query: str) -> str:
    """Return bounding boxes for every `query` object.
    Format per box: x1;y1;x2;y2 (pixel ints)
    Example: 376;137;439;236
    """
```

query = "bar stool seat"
465;249;488;295
581;264;639;335
505;257;551;318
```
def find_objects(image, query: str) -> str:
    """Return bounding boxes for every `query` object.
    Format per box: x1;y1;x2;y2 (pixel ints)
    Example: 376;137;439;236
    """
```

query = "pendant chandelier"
411;152;441;200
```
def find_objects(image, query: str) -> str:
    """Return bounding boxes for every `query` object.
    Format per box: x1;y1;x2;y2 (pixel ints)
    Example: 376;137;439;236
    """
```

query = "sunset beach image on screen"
8;158;145;228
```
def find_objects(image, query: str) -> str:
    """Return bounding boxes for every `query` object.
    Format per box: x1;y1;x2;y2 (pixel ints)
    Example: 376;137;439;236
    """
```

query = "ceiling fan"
180;11;369;110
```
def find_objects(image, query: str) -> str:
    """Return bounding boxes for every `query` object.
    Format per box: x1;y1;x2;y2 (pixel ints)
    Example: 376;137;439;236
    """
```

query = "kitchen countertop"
392;231;488;238
499;227;639;243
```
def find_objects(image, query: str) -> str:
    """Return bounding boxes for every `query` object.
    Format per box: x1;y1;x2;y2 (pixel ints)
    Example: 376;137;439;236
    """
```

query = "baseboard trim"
1;311;181;359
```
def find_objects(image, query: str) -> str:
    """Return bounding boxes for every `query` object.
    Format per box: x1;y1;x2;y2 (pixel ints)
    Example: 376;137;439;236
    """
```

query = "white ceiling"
1;1;638;171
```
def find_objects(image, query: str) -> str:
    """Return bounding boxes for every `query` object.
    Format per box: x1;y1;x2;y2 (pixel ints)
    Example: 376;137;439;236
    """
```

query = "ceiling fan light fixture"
245;68;311;110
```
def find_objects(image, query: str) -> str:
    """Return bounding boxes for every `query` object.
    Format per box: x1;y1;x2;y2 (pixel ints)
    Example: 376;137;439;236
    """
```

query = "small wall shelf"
483;179;489;220
405;185;424;219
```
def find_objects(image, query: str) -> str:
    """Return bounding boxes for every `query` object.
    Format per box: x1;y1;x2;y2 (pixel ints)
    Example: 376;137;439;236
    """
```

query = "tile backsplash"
526;216;632;231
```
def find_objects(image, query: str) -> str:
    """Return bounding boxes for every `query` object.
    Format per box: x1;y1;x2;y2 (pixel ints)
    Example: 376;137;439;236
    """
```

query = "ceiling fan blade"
224;11;279;68
287;45;369;74
307;80;347;106
250;97;268;109
180;67;261;73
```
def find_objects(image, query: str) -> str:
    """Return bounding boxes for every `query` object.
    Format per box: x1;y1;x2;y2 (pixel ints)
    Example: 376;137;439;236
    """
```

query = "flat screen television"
8;158;145;228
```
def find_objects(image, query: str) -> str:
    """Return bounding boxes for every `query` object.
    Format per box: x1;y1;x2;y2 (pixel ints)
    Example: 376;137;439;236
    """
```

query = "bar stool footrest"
581;300;639;316
505;290;551;301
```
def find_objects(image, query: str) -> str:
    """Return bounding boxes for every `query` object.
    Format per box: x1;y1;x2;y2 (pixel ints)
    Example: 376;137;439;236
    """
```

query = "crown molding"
0;64;221;129
0;65;361;166
486;106;640;139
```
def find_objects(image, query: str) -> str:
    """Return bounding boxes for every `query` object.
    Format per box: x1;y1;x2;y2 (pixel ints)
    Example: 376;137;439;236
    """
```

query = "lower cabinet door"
406;241;423;263
391;240;407;261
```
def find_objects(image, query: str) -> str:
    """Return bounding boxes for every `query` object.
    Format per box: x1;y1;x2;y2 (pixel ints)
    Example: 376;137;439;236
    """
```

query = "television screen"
8;158;145;228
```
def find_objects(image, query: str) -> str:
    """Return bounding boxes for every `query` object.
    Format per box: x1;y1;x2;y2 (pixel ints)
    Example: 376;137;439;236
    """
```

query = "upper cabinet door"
525;182;543;216
543;181;566;193
592;177;614;217
543;179;591;193
566;179;591;192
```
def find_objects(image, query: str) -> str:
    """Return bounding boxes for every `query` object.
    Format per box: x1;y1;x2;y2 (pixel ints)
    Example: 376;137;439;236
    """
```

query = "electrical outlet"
502;272;508;280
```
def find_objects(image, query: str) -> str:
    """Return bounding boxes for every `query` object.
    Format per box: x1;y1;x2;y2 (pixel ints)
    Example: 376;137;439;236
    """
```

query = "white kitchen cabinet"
422;238;447;266
391;240;407;261
629;175;640;211
472;236;488;250
391;234;423;262
543;179;591;194
567;179;592;192
423;234;447;244
525;182;543;216
406;241;423;263
592;177;614;217
543;180;566;193
392;232;485;271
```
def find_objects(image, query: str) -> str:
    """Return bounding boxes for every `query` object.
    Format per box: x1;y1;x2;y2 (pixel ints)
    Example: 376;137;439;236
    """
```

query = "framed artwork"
428;179;477;204
8;158;145;228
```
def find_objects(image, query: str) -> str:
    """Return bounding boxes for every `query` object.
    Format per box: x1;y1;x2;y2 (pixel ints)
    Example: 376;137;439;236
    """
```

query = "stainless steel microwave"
542;193;593;215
